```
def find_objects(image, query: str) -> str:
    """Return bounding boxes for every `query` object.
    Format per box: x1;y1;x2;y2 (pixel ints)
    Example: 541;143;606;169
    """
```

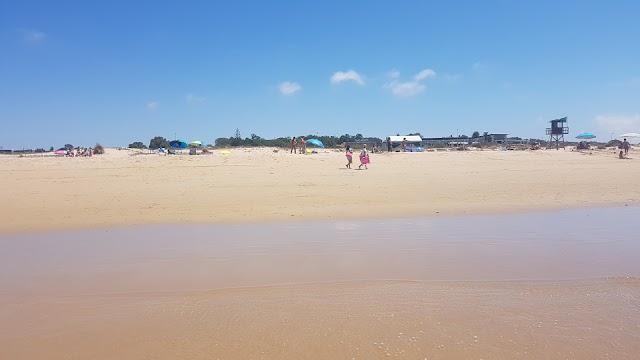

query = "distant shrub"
94;143;105;155
128;141;147;149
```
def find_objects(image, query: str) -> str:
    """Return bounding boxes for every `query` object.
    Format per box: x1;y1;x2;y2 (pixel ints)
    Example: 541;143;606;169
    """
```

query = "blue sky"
1;0;639;149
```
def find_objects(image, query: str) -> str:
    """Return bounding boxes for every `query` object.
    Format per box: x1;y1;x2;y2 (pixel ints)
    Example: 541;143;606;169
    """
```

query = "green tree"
471;131;480;138
49;146;54;152
215;137;232;147
149;136;170;149
64;144;74;150
128;141;147;149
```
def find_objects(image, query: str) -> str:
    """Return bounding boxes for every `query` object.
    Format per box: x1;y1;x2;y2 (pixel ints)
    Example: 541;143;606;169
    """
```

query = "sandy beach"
1;147;638;233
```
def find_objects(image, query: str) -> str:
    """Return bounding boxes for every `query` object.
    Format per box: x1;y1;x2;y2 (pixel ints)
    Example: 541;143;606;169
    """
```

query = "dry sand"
1;147;638;233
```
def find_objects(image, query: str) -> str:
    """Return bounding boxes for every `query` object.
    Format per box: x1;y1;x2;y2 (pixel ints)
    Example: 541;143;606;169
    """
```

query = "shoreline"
1;202;637;236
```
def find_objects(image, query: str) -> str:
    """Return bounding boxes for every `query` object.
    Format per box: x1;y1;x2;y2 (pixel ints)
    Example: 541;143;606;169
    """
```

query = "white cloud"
147;101;158;110
414;69;436;80
330;70;365;85
595;114;640;134
20;29;47;43
384;68;436;97
186;93;207;104
278;81;301;95
385;81;426;97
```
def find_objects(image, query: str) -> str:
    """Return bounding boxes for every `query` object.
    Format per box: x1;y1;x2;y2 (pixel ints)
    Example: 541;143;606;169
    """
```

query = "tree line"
129;130;383;149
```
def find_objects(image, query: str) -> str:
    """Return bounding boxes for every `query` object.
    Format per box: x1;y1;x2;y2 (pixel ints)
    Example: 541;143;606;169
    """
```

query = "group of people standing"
385;137;409;152
290;136;307;154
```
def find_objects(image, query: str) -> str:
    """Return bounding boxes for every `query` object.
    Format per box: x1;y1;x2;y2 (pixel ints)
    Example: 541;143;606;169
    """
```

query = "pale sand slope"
1;147;638;233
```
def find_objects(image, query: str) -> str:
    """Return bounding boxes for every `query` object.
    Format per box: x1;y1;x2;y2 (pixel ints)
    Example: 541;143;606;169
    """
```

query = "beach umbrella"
170;140;188;149
188;141;202;147
618;133;640;138
575;133;596;140
306;139;324;148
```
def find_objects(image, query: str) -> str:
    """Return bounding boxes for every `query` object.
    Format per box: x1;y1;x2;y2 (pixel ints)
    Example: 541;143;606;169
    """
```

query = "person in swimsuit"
345;145;353;168
358;144;370;170
300;136;307;155
290;137;297;154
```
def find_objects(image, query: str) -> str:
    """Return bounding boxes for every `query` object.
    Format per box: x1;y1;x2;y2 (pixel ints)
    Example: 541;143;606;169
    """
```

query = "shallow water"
1;207;640;359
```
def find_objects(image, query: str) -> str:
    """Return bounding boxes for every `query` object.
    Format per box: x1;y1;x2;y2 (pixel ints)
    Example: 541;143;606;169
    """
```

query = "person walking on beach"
386;137;392;152
358;145;370;170
290;137;297;154
622;138;630;156
345;145;353;168
402;138;407;152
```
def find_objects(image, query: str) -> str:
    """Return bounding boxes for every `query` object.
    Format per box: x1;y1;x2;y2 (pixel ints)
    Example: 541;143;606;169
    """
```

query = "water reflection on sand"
1;207;639;359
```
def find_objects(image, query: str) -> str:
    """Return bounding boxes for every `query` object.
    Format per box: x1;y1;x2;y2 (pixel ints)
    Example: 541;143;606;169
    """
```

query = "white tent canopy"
618;133;640;138
388;135;422;143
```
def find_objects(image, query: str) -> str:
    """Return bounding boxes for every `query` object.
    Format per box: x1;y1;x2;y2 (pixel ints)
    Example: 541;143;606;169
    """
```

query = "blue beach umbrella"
306;139;325;148
575;133;596;140
170;140;188;149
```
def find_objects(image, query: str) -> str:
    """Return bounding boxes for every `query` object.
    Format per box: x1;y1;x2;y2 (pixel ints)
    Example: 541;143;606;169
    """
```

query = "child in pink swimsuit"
345;145;353;169
358;145;370;170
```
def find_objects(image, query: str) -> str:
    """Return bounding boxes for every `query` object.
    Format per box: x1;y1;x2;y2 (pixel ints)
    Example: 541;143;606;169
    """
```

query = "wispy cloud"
414;69;436;81
443;73;462;81
186;93;207;104
330;70;365;85
595;114;640;134
147;101;158;111
385;81;426;97
472;62;489;73
19;29;47;44
387;69;400;79
384;68;437;97
278;81;302;95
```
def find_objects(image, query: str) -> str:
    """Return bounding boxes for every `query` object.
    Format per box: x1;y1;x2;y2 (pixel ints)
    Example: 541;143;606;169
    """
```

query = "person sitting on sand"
619;150;626;159
358;145;370;170
345;145;353;169
290;137;297;154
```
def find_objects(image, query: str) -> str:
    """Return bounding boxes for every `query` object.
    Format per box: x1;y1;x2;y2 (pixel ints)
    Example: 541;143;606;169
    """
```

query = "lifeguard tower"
546;117;569;149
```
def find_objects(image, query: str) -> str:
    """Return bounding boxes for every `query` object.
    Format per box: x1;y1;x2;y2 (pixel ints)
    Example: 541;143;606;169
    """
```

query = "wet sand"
1;208;639;359
1;147;639;233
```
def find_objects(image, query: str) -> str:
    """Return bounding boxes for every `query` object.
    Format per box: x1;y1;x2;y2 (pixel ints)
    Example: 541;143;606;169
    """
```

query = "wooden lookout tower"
546;117;569;149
